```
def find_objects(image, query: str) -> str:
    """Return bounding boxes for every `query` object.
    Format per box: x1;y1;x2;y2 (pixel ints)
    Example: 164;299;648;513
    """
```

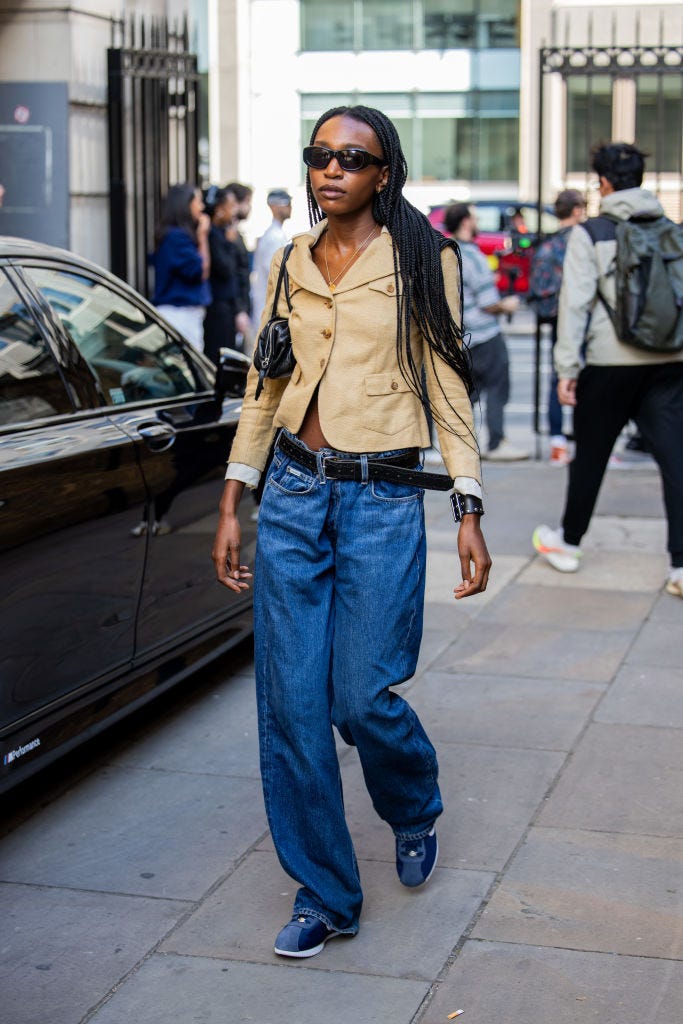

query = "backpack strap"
581;213;618;245
581;215;619;331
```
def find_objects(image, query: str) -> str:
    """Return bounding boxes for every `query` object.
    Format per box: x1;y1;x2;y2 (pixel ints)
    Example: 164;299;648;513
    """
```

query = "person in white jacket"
533;142;683;598
250;189;292;328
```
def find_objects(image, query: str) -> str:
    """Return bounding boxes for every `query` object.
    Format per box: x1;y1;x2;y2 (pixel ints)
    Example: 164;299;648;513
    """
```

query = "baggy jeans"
254;439;443;933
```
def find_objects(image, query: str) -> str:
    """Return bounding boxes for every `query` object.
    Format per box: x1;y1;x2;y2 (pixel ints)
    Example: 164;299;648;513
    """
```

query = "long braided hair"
305;104;476;442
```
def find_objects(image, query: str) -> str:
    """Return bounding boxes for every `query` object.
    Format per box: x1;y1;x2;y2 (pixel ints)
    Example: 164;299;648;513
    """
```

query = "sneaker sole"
532;528;581;573
273;931;341;958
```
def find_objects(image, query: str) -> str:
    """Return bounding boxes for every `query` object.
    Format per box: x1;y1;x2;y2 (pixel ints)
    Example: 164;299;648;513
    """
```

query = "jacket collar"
287;220;395;296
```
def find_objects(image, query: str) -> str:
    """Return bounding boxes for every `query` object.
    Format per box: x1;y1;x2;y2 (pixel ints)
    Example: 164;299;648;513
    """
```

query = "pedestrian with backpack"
528;189;586;464
533;142;683;598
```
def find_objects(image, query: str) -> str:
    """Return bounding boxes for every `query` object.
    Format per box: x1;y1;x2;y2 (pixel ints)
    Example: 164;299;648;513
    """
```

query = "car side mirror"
215;347;251;401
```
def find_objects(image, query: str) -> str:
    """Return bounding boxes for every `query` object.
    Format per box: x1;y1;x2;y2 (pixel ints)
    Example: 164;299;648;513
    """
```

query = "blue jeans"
254;435;443;933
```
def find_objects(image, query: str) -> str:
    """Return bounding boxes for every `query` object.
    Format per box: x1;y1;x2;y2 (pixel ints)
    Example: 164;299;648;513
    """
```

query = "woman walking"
203;185;239;364
151;183;211;352
212;105;490;958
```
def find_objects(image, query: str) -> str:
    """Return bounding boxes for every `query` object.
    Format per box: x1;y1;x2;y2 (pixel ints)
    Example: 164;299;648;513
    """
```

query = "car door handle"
136;422;177;452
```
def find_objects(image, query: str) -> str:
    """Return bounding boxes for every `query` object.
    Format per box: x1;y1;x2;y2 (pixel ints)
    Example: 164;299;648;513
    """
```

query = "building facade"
1;1;681;269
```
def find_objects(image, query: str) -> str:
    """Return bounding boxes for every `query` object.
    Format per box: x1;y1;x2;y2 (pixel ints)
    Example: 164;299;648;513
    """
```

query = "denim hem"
393;822;436;841
292;905;359;936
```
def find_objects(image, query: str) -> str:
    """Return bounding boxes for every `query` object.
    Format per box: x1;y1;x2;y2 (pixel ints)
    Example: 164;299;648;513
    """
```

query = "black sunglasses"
302;146;386;172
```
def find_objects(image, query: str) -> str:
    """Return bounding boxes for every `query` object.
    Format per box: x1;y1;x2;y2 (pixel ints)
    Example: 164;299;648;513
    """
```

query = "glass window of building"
362;0;413;50
424;1;476;49
636;75;682;174
478;0;519;49
300;1;520;53
300;90;518;183
301;0;355;51
566;76;613;173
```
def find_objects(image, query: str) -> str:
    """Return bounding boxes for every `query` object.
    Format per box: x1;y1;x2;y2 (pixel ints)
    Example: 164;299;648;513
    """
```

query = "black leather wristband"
450;492;485;523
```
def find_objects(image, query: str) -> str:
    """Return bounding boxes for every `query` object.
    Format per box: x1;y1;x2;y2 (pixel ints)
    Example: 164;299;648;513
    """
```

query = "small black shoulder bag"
253;242;295;400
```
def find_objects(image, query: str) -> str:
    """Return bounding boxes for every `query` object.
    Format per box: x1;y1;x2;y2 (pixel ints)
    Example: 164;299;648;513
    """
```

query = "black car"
0;237;254;792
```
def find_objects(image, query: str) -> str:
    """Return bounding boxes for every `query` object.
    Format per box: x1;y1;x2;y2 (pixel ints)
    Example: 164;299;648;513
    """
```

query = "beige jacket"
227;221;480;485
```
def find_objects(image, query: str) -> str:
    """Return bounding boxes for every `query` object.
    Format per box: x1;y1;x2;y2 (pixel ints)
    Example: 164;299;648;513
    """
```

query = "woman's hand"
212;480;252;592
454;515;492;599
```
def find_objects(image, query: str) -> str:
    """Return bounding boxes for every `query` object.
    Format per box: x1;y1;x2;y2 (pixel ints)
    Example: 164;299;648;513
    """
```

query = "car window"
0;272;72;426
475;206;507;233
25;267;199;406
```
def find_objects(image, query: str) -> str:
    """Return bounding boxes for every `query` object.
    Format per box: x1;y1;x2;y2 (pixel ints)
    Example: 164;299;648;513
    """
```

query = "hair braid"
306;105;476;445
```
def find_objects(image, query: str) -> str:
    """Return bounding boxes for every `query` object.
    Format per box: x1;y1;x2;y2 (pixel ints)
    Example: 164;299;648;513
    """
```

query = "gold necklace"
324;225;379;292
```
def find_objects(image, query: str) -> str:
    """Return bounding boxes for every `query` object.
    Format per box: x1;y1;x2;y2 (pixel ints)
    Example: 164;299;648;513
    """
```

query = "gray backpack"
584;213;683;353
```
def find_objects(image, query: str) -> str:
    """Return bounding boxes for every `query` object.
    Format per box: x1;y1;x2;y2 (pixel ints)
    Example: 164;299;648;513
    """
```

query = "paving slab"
430;620;633;681
87;952;431;1024
0;882;191;1024
334;743;565;872
0;766;267;900
521;549;667;591
625;618;683;668
416;625;461;677
647;589;683;622
421;940;683;1024
161;849;493;981
411;671;604;751
426;549;528;611
588;467;668;519
476;582;656;631
583;513;667;553
108;672;261;778
595;663;683;729
538;722;683;836
473;826;683;959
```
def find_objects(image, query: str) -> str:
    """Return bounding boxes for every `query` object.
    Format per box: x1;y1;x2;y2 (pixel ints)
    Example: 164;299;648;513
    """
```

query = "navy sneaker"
396;827;438;887
273;915;341;958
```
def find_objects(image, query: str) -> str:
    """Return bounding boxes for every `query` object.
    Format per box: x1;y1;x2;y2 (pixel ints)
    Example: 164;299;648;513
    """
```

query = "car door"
20;260;255;666
0;266;147;749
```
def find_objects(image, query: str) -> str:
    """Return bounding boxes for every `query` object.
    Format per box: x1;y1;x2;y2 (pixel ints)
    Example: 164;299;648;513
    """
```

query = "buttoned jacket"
228;221;480;484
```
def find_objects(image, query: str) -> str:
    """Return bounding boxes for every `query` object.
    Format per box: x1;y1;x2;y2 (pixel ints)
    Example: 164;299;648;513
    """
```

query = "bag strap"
581;216;619;329
269;242;294;318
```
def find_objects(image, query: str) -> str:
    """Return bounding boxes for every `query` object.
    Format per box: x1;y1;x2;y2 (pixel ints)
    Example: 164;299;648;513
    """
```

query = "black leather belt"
277;432;453;491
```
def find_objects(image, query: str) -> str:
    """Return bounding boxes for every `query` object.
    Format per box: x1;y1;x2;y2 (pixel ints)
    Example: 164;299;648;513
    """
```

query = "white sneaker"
152;518;172;536
482;439;531;461
665;568;683;597
532;524;581;573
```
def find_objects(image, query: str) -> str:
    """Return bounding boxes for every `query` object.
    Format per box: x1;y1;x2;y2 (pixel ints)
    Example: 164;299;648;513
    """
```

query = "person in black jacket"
225;182;254;351
203;185;239;365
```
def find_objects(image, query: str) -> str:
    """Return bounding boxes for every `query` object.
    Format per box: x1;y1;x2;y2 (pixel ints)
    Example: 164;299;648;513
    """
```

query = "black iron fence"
108;17;200;296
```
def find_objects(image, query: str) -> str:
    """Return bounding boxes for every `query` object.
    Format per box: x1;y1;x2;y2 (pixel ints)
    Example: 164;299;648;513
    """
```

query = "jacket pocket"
368;275;401;298
363;372;414;435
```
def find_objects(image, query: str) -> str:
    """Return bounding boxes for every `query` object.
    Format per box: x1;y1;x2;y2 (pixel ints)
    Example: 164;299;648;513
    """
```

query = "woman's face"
308;114;389;220
189;190;204;222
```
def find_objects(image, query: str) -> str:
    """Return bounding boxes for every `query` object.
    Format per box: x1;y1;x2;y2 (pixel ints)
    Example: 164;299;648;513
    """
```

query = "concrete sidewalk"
1;460;681;1024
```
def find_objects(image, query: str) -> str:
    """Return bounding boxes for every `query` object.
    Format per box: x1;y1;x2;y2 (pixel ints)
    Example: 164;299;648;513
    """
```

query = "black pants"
203;300;237;366
562;363;683;567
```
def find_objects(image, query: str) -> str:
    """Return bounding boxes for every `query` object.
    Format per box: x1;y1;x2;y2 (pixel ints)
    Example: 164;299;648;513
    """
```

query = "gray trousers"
469;332;510;451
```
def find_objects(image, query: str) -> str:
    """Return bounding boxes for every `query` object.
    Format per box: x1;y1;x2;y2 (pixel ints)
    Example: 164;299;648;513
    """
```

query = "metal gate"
108;17;200;296
532;14;683;450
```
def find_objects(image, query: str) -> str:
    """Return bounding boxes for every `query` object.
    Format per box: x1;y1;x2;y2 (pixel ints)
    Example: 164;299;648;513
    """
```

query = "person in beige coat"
212;104;491;958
